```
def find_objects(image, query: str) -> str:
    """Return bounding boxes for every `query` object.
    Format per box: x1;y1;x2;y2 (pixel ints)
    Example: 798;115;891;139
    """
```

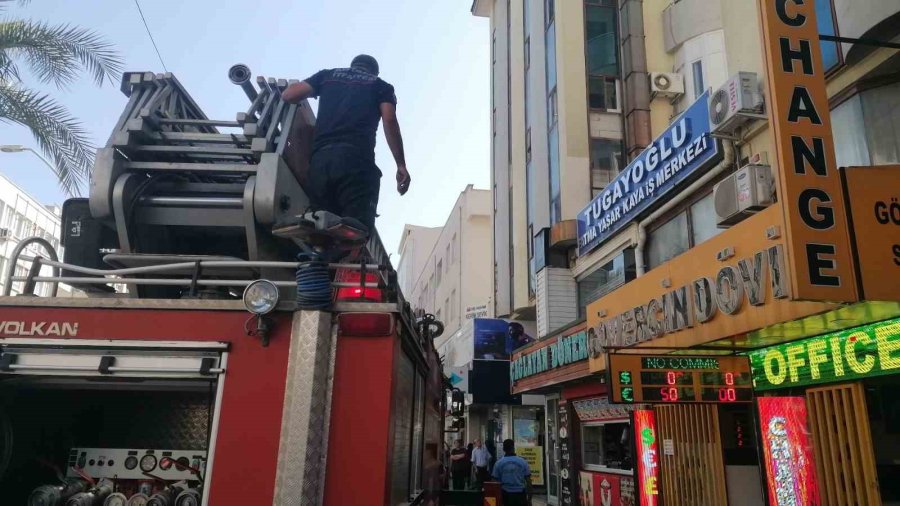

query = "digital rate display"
607;355;753;404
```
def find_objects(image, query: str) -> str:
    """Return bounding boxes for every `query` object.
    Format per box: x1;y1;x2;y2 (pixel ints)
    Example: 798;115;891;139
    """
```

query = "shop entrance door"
545;396;560;505
655;404;728;505
806;382;881;506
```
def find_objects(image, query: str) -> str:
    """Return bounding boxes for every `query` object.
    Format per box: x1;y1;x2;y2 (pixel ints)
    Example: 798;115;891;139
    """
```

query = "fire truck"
0;65;446;506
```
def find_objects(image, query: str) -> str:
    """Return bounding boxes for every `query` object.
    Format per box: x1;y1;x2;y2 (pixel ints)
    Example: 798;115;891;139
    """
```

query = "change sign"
576;92;720;256
749;317;900;390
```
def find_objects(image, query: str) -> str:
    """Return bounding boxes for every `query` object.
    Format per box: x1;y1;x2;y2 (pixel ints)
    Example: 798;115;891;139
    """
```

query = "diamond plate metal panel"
273;310;335;506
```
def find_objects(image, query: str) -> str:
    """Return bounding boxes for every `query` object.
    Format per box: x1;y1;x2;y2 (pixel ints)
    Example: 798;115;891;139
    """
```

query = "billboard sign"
757;397;820;506
577;91;720;256
473;318;535;360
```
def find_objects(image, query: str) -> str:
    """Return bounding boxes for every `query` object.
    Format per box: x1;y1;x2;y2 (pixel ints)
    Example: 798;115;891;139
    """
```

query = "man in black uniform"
282;55;410;233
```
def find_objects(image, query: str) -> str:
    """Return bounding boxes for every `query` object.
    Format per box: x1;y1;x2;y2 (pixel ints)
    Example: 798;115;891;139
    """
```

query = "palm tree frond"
0;82;93;196
0;19;123;87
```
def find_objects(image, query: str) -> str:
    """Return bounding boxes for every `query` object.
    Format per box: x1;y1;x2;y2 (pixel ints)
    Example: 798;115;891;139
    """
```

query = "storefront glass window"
581;421;633;472
646;211;689;269
512;406;544;447
577;249;634;319
690;192;720;245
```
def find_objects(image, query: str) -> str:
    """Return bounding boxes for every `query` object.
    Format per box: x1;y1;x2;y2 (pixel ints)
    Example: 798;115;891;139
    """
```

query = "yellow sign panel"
841;165;900;301
759;0;857;302
517;446;544;486
587;207;837;373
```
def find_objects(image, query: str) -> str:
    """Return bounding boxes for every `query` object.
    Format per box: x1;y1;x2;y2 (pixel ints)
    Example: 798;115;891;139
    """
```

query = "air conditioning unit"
650;72;684;98
708;72;765;135
714;164;775;227
0;228;10;241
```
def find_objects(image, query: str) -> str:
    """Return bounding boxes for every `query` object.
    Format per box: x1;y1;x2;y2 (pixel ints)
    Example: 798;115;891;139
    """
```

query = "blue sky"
0;0;490;259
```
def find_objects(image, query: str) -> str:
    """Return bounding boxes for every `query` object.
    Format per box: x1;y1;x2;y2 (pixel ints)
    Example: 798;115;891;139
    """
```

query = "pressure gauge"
104;493;128;506
127;494;149;506
159;457;173;471
124;456;139;470
139;454;157;473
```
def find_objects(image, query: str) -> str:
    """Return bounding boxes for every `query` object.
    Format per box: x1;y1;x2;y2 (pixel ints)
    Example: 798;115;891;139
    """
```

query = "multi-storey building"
399;185;493;340
476;0;900;504
0;174;66;297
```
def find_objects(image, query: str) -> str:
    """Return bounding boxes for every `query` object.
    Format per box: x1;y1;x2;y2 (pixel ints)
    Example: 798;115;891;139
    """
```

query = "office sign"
757;397;820;506
608;354;753;404
749;317;900;391
759;0;856;302
841;165;900;301
577;91;720;256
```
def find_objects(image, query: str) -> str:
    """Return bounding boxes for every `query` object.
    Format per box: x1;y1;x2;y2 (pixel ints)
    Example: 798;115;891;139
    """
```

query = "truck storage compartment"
0;340;225;506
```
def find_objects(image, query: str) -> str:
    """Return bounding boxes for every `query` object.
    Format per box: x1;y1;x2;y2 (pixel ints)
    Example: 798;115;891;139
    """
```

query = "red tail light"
334;268;384;302
338;313;394;337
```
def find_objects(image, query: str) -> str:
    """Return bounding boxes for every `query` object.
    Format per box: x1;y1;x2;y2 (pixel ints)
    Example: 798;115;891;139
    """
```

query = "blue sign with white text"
577;91;721;256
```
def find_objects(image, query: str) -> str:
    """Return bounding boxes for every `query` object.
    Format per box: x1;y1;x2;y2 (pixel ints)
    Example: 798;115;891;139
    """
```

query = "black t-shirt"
304;67;397;160
450;448;468;474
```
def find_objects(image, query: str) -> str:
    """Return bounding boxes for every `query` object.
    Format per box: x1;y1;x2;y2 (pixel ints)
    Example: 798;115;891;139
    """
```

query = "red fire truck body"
0;65;446;506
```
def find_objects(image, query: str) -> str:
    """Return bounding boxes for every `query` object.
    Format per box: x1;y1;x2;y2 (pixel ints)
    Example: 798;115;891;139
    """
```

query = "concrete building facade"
399;185;493;339
0;174;64;297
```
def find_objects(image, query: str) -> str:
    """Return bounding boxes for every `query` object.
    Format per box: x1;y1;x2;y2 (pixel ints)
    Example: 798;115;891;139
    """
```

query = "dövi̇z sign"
588;245;788;354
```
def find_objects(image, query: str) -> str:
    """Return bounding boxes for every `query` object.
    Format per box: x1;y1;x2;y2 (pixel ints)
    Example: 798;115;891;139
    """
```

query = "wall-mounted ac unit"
0;228;10;241
709;72;765;135
649;72;684;98
714;164;775;227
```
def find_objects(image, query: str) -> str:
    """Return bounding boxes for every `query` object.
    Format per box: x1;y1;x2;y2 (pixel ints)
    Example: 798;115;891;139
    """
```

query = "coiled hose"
296;252;332;310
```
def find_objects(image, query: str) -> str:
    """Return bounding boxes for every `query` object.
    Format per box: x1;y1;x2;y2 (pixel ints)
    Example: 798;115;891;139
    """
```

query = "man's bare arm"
380;102;410;195
282;81;315;104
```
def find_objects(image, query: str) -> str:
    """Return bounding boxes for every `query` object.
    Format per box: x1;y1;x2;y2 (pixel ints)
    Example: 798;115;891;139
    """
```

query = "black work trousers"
307;144;381;233
502;491;529;506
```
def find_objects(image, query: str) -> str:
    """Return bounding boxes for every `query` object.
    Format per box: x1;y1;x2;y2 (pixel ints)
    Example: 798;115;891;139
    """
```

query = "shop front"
749;317;900;504
511;321;594;506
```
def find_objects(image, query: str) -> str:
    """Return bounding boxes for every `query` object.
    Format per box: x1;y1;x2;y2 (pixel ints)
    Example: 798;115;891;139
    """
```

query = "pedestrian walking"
492;439;532;506
471;439;492;488
449;439;469;490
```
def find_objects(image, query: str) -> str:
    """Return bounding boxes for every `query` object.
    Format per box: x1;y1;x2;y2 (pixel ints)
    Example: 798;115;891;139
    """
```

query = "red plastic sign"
757;397;820;506
633;409;660;506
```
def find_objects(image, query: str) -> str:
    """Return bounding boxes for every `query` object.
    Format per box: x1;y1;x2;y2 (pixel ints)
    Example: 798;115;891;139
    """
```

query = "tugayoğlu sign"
577;91;721;256
749;317;900;391
588;245;789;354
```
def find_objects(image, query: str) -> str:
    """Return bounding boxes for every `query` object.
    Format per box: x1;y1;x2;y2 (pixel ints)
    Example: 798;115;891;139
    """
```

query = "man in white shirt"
471;439;492;488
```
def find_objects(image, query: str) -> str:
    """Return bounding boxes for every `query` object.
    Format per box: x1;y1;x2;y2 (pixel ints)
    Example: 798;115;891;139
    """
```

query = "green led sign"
749;317;900;391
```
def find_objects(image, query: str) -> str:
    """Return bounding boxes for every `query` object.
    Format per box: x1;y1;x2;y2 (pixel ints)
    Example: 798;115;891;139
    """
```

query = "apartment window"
445;298;451;322
445;244;451;270
582;421;633;473
436;260;443;286
585;1;618;77
816;0;842;73
645;192;720;270
492;30;497;64
549;125;561;224
590;138;622;196
451;290;457;324
526;128;533;162
436;308;442;321
544;0;554;27
524;37;531;70
577;249;634;318
492;108;497;137
692;60;704;99
588;76;618;111
451;234;457;265
548;88;558;126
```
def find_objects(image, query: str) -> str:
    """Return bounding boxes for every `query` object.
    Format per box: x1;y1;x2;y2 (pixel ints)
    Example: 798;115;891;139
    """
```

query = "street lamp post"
0;145;56;174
